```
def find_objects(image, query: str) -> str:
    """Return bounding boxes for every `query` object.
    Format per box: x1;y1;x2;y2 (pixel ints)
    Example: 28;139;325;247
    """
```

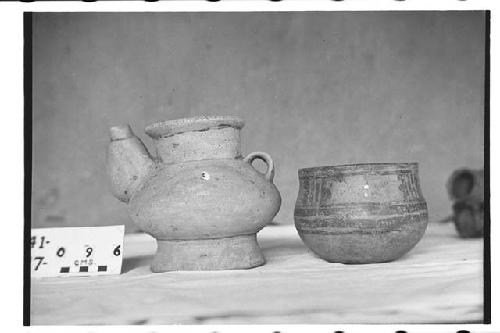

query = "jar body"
294;163;428;263
129;158;281;241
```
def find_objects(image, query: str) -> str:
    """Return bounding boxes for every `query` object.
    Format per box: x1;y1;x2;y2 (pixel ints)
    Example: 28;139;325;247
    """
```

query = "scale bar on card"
59;265;108;273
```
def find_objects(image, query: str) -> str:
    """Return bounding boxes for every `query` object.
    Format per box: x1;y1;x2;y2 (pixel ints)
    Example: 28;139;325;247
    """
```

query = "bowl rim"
298;162;419;174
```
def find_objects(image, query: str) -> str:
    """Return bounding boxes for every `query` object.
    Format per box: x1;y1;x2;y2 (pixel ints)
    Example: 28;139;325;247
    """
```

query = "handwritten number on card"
113;245;121;256
31;235;49;249
33;256;45;270
86;247;93;257
56;247;65;257
39;236;47;248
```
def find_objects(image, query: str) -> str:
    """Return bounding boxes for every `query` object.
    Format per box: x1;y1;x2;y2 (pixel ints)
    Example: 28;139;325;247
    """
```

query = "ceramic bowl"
294;163;428;263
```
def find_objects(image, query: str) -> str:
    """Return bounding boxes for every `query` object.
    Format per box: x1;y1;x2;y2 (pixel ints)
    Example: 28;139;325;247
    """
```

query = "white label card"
31;225;125;278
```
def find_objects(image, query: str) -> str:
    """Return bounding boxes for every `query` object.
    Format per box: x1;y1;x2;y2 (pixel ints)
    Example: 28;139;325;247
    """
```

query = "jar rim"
145;116;244;139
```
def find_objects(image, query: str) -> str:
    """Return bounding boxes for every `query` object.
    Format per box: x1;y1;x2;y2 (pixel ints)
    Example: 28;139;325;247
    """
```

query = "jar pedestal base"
151;234;265;272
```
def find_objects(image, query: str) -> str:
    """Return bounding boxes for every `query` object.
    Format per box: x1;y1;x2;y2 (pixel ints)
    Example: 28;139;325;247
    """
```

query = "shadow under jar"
294;163;429;264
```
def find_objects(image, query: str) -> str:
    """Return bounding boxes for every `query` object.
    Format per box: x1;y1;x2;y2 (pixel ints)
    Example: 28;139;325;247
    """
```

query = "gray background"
32;12;485;233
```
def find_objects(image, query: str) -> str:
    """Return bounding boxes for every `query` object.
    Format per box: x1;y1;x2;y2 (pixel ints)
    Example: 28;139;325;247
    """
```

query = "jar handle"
244;152;275;183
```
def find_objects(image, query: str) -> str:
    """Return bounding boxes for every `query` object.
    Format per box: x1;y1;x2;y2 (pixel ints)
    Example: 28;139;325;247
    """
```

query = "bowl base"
298;220;428;264
151;234;265;272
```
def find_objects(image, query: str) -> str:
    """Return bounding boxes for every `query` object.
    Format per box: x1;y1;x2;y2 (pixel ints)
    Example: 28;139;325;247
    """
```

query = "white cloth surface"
31;222;483;325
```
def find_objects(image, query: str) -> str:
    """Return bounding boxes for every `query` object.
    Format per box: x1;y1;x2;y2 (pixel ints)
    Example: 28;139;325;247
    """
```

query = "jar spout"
107;124;156;203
